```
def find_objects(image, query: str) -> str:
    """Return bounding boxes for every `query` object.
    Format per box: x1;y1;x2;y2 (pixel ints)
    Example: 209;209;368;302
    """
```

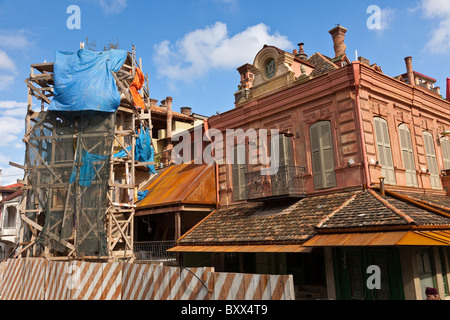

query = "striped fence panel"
0;260;6;298
44;260;72;300
212;272;295;300
0;258;25;300
122;264;213;300
22;259;47;300
0;259;295;300
70;261;122;300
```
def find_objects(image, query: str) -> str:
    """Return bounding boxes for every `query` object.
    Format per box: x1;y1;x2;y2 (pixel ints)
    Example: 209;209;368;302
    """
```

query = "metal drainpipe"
204;118;220;209
352;61;371;190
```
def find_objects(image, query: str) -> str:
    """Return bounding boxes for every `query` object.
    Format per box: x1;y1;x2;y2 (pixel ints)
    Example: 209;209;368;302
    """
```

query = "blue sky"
0;0;449;185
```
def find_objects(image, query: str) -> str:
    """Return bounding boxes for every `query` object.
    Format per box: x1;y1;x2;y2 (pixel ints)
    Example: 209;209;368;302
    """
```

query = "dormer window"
265;58;276;79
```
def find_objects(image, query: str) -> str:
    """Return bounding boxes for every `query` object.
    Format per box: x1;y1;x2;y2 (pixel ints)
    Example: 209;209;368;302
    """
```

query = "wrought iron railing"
134;241;177;261
245;165;306;200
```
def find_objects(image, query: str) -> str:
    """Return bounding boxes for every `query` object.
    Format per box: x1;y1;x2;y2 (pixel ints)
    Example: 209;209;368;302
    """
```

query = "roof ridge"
315;192;358;228
384;189;450;221
368;189;415;225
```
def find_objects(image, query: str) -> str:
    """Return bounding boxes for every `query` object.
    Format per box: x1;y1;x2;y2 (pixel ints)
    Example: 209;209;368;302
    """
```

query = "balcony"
134;241;177;262
245;165;306;201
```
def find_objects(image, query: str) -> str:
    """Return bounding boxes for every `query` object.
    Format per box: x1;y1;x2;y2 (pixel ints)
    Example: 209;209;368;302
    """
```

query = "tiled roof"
317;189;450;230
179;191;358;245
307;52;339;77
150;105;193;121
179;188;450;246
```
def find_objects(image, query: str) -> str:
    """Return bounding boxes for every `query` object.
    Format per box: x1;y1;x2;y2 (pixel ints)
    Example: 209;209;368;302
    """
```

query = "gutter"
204;118;220;209
352;62;371;190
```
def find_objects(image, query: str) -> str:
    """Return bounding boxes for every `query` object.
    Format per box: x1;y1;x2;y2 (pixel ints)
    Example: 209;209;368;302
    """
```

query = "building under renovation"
12;45;203;261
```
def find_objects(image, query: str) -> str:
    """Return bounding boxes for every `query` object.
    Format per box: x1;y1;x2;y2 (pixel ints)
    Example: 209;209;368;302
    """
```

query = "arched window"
310;121;336;189
398;123;418;187
373;117;396;185
423;131;441;189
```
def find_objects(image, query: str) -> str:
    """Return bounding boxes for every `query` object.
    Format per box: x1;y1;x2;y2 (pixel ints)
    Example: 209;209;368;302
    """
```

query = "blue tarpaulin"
49;49;127;112
114;126;156;174
70;150;109;187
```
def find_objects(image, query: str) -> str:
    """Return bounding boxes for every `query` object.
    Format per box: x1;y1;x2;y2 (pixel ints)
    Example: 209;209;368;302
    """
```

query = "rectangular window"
417;248;436;300
373;117;396;185
232;144;247;201
310;121;336;189
398;124;418;187
4;206;17;228
441;137;450;170
423;131;441;189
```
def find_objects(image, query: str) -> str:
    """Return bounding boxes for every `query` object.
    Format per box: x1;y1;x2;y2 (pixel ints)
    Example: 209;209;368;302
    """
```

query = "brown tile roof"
150;105;193;121
179;191;358;245
179;188;450;246
307;52;339;77
317;189;450;230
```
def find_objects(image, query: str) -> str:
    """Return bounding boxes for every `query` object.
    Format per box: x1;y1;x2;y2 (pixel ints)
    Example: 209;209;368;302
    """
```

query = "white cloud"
0;49;17;91
153;22;293;83
97;0;127;14
0;30;33;50
0;50;16;72
421;0;450;54
0;116;23;147
0;100;27;117
380;8;396;30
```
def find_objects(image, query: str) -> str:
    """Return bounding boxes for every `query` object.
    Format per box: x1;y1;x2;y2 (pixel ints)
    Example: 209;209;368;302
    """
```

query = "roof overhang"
168;244;312;253
302;230;450;247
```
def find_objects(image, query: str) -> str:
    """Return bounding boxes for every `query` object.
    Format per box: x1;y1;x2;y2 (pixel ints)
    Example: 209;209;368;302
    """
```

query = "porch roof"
176;188;450;249
136;163;217;211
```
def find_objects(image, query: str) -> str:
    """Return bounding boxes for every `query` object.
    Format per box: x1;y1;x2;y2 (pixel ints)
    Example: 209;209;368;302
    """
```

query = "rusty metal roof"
136;163;217;209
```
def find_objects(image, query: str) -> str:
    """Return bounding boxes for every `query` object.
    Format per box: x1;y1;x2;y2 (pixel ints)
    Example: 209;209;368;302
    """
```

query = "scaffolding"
13;46;154;261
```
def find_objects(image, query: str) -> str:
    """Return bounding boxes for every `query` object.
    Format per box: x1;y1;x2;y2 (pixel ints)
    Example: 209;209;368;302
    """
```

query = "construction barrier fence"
0;258;295;300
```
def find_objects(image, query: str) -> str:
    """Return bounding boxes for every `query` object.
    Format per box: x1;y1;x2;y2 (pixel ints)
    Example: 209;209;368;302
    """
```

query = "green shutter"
441;137;450;170
373;117;396;185
398;124;418;187
310;121;336;189
232;144;247;201
423;131;440;189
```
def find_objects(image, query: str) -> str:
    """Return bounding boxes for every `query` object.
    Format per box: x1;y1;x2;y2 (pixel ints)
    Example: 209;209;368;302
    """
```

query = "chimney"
166;96;173;142
329;25;347;58
180;106;192;116
404;56;415;86
295;43;308;60
237;63;254;89
447;78;450;102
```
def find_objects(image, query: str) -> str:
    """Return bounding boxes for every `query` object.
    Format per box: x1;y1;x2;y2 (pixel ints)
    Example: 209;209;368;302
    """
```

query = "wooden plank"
24;79;51;104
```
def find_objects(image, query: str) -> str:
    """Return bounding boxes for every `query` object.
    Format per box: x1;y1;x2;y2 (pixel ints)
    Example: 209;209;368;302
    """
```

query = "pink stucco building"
173;25;450;300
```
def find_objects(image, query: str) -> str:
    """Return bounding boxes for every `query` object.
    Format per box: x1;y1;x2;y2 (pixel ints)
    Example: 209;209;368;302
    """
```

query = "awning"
303;230;450;247
168;244;312;253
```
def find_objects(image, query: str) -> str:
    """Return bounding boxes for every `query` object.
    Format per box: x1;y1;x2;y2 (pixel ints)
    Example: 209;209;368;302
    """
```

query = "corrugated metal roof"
168;244;312;253
303;230;450;247
136;163;216;209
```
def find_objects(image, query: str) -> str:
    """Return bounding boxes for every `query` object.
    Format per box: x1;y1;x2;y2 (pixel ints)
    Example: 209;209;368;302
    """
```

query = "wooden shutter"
310;121;336;189
279;135;293;167
398;124;418;187
232;144;247;200
441;137;450;170
373;117;396;185
423;131;441;189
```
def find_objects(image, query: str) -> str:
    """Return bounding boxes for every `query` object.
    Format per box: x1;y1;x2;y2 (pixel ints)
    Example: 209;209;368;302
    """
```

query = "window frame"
309;120;337;190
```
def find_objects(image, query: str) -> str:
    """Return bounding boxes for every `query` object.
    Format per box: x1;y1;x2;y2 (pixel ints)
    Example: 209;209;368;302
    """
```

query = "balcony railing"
134;241;177;261
245;165;306;201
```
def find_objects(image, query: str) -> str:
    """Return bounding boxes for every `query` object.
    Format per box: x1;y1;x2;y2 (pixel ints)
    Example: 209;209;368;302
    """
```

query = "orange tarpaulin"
130;67;145;109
